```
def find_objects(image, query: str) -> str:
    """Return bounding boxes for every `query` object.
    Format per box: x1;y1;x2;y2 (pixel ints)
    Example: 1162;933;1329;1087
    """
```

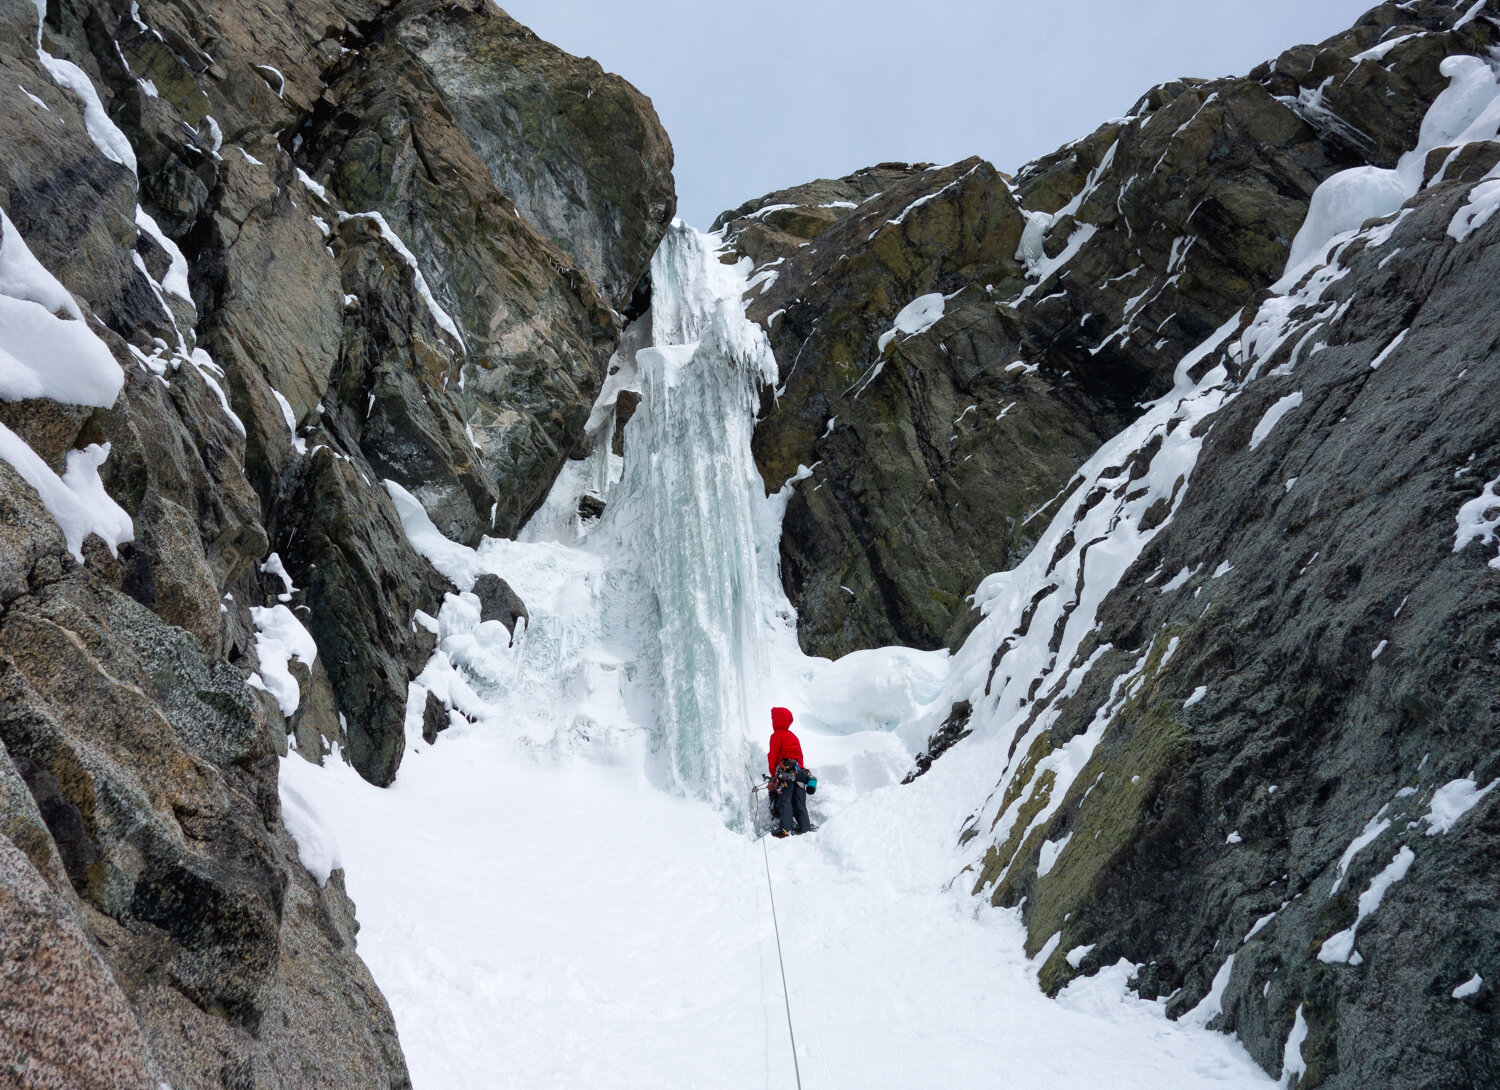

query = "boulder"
472;572;529;644
578;493;607;521
421;690;449;746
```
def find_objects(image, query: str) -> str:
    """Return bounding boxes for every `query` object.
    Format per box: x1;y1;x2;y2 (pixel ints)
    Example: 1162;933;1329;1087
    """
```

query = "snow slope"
282;717;1271;1089
285;222;1274;1088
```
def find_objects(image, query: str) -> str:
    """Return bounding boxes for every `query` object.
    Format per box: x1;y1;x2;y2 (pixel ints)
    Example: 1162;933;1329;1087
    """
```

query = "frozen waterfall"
597;226;780;812
389;222;946;823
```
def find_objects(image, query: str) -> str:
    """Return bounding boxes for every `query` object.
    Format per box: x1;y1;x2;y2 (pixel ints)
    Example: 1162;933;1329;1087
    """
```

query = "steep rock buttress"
0;0;672;1084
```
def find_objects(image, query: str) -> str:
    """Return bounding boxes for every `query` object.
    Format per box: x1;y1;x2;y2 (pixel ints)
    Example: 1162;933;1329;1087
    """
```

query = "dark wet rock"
611;389;642;457
323;207;498;547
731;159;1045;656
421;690;449;745
472;572;530;643
289;658;348;767
902;701;973;784
578;493;607;521
272;451;445;787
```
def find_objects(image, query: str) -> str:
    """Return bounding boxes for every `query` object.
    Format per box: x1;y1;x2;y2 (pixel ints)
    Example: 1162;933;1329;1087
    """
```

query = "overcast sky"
498;0;1378;228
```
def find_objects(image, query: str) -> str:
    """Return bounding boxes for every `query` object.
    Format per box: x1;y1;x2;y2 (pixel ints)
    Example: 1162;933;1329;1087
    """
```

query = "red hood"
771;706;793;731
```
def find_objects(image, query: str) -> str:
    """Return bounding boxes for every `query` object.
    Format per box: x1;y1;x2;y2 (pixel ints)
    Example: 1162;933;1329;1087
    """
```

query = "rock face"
0;0;671;1083
729;1;1500;1085
0;480;409;1088
967;144;1500;1087
9;0;671;791
728;2;1465;659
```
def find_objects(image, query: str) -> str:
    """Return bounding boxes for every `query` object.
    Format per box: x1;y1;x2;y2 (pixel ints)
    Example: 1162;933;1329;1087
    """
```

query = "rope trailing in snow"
761;837;804;1090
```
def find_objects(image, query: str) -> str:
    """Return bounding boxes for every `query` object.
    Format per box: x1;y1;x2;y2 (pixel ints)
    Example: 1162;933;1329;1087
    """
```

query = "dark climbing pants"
771;783;810;834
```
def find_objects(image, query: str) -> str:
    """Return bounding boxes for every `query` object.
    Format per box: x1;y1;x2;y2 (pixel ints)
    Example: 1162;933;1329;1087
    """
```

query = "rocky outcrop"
925;4;1500;1086
968;127;1500;1087
407;4;676;305
1;0;672;1082
18;0;672;789
472;572;528;643
0;476;408;1087
730;0;1473;660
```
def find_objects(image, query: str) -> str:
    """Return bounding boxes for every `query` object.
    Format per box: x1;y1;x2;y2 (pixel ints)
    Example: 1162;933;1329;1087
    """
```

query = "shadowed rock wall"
729;1;1467;661
970;116;1500;1089
0;0;673;1082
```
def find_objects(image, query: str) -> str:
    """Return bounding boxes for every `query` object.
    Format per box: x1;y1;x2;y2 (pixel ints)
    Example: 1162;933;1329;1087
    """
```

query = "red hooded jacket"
767;706;803;777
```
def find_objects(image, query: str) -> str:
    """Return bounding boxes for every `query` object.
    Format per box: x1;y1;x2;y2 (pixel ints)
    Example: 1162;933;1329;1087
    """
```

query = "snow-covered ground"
281;724;1272;1090
281;223;1275;1089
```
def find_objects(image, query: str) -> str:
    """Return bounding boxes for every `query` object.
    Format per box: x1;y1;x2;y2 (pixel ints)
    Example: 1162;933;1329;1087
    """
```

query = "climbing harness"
751;763;818;838
761;835;804;1090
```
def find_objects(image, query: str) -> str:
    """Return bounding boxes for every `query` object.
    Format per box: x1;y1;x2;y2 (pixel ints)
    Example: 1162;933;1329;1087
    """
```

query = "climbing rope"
761;836;804;1090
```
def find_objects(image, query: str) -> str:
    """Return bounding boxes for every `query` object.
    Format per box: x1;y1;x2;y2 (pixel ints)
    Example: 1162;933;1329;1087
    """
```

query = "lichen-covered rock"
711;161;935;269
975;149;1500;1088
0;834;159;1090
403;1;676;305
0;487;409;1084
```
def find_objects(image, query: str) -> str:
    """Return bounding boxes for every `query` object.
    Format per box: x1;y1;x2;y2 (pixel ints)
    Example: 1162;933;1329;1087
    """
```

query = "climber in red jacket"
767;706;812;837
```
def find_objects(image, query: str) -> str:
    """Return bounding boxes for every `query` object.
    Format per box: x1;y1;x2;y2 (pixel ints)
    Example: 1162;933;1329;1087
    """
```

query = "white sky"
497;0;1379;228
